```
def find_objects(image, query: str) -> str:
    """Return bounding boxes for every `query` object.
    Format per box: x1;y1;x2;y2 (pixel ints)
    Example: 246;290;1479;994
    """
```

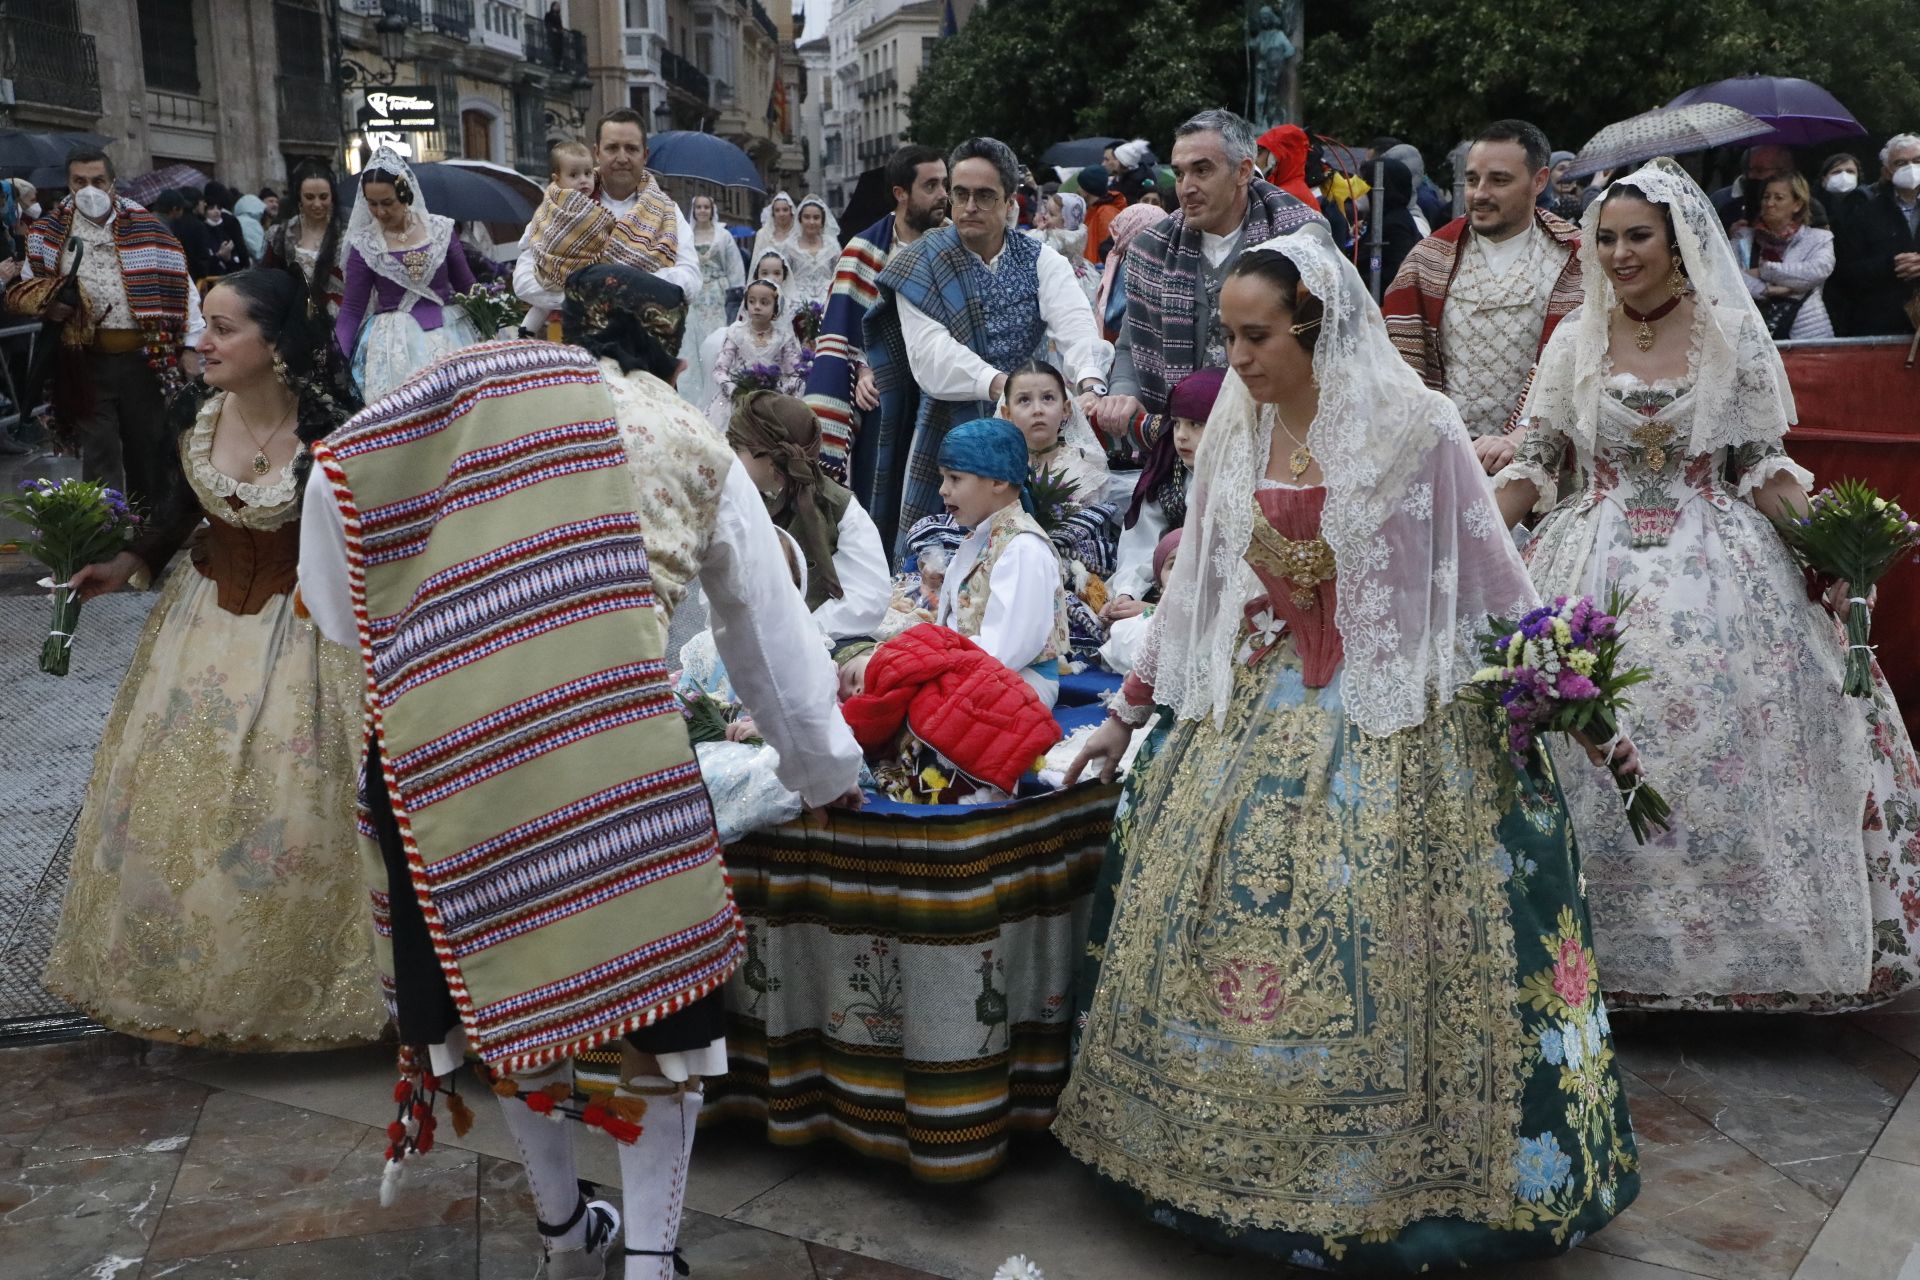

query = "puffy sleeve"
1730;439;1814;501
1492;420;1571;514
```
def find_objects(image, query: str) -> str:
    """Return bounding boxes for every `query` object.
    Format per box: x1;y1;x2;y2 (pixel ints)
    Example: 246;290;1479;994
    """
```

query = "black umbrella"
1039;137;1120;171
0;130;110;175
342;162;535;224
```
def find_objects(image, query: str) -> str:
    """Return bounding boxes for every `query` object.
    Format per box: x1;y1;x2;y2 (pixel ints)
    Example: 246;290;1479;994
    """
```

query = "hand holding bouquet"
731;362;787;398
792;300;825;349
2;478;142;676
1462;592;1672;844
1771;479;1920;697
452;281;522;339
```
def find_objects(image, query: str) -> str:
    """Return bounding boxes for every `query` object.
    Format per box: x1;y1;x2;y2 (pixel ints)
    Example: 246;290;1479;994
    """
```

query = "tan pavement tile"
1871;1076;1920;1167
1791;1155;1920;1279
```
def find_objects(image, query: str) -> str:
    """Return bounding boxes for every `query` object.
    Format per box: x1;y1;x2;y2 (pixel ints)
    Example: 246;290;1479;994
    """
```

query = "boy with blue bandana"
932;418;1070;707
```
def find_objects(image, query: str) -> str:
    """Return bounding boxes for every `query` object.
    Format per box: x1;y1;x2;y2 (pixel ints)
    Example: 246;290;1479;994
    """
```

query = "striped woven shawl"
803;213;896;480
28;197;188;329
313;340;740;1073
528;185;617;290
603;176;681;277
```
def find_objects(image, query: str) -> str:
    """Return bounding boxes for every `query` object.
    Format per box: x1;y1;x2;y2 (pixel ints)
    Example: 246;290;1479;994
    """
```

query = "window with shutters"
137;0;200;95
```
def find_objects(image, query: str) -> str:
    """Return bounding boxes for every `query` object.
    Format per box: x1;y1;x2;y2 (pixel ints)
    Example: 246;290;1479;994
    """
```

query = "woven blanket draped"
1382;208;1582;422
1122;179;1320;414
528;185;617;290
867;227;1045;561
603;176;682;277
804;214;896;482
311;339;740;1073
27;196;189;329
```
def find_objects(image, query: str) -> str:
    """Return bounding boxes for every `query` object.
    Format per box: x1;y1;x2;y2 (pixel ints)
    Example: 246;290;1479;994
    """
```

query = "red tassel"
422;1072;440;1091
418;1132;435;1153
392;1080;412;1103
412;1103;432;1121
524;1092;556;1115
386;1121;406;1142
601;1115;643;1144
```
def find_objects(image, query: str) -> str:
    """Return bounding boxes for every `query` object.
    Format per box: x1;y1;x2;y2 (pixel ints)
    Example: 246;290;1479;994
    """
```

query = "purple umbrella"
1665;76;1866;147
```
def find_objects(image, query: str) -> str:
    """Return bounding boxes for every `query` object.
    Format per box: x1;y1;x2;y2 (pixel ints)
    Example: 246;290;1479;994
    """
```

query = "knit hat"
1550;150;1575;170
1114;139;1153;170
1077;164;1109;198
1152;527;1183;583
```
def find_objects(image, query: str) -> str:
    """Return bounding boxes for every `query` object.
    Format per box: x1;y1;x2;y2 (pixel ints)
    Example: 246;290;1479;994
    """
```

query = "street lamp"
339;11;409;90
571;74;592;120
654;98;674;133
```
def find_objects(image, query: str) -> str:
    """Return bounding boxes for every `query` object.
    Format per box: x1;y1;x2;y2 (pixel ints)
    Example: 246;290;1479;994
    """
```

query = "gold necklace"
227;395;295;476
1274;408;1312;481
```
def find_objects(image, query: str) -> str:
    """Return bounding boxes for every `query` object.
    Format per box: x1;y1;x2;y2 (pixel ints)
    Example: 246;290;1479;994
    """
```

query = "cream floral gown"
1500;350;1920;1011
42;394;387;1048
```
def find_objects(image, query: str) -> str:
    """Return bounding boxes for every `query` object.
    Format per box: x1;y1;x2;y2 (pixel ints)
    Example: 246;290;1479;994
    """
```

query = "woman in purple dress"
334;147;482;400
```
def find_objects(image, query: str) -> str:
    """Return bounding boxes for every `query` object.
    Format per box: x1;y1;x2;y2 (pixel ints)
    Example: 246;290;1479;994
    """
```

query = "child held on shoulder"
934;418;1071;708
520;140;607;335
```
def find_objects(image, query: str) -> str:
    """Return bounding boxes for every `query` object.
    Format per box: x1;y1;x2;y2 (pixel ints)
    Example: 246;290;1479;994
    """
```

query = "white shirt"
1111;486;1178;601
512;185;704;309
1472;223;1538;274
936;519;1062;705
1198;229;1238;269
898;238;1112;403
26;211;206;341
298;454;862;809
811;497;893;642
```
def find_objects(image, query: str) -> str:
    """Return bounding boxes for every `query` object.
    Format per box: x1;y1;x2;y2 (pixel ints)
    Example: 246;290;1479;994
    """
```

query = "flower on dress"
1237;603;1285;666
1288;1250;1329;1271
1552;938;1592;1007
1538;1025;1565;1065
993;1256;1046;1280
1513;1132;1573;1202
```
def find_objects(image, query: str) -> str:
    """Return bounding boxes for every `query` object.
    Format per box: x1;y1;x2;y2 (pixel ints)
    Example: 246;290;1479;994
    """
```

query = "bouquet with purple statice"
1771;479;1920;697
2;478;142;676
452;280;522;338
792;300;825;350
731;361;787;398
1462;591;1671;844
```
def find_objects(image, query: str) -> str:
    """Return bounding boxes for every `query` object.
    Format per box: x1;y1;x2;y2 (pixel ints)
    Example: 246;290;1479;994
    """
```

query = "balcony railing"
563;28;587;74
748;0;777;41
379;0;423;23
423;0;472;39
3;13;102;114
277;75;338;144
662;49;709;101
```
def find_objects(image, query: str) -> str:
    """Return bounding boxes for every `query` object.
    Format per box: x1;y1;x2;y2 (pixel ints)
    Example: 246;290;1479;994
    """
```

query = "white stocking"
495;1060;588;1253
616;1078;701;1280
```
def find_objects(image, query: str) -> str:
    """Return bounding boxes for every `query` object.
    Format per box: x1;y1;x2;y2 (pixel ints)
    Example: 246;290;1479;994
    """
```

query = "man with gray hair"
1830;132;1920;336
863;135;1110;556
1090;107;1321;435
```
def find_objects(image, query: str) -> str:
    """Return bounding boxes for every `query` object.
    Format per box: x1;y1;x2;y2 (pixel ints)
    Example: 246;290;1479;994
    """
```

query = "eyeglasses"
950;186;1003;209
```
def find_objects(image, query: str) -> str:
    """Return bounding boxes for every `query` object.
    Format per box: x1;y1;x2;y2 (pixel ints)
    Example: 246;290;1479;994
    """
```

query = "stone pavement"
3;456;1920;1280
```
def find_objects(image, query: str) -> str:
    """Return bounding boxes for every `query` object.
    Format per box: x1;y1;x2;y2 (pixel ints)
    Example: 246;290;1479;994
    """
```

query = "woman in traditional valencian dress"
1494;157;1920;1011
334;146;482;401
783;195;842;312
42;267;385;1049
750;190;798;264
1055;226;1639;1271
682;193;745;409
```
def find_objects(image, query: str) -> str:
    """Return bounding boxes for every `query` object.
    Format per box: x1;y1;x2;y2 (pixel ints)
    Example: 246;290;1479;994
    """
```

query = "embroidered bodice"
181;394;306;614
1243;484;1341;686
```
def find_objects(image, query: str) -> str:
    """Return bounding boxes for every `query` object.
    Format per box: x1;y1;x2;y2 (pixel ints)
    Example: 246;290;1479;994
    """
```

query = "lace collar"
188;392;301;519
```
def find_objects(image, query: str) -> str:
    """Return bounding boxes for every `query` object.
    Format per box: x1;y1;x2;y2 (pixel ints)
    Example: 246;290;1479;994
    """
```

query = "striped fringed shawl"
1122;180;1320;414
1381;208;1583;430
803;213;896;482
28;197;189;328
603;177;681;276
527;185;616;290
312;339;740;1074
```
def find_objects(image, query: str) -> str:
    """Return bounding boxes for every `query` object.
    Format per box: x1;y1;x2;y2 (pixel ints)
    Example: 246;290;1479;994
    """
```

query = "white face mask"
73;186;111;221
25;203;40;221
1824;170;1858;195
1894;163;1920;193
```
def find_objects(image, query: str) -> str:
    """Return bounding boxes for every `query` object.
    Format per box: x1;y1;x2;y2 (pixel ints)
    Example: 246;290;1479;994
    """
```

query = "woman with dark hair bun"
41;266;386;1052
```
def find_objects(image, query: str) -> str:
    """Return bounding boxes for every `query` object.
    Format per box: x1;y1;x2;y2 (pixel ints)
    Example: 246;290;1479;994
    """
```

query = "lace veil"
795;194;841;247
345;146;456;310
1140;222;1539;735
1524;156;1796;456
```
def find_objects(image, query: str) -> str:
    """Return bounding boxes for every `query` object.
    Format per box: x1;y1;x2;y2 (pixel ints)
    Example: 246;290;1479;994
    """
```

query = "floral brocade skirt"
1051;641;1639;1271
42;566;387;1050
350;307;484;403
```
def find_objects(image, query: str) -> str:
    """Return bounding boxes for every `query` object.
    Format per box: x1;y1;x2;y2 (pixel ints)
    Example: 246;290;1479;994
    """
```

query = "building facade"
46;1;583;194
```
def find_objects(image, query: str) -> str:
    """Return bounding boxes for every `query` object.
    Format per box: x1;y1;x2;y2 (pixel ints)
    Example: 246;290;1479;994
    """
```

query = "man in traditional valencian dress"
1383;119;1583;476
299;271;861;1280
6;147;201;508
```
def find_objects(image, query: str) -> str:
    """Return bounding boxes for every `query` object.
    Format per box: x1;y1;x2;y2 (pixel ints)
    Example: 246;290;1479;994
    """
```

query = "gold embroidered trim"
1246;503;1337;608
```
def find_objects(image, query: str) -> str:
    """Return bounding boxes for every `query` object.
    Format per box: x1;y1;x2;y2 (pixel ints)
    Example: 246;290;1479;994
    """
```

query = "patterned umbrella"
1666;76;1866;147
118;163;208;206
1566;103;1771;180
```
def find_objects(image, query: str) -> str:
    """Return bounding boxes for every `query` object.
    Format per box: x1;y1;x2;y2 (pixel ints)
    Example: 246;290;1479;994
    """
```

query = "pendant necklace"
1621;294;1683;353
230;397;295;476
1274;408;1312;481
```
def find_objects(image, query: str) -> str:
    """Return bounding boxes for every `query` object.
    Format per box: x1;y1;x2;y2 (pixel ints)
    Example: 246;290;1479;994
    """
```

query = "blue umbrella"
1666;76;1866;147
339;161;535;224
646;131;765;193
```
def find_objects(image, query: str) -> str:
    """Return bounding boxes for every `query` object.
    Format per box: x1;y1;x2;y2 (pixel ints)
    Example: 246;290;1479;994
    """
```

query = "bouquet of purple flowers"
792;300;825;349
1771;479;1920;697
1461;591;1671;844
2;478;142;676
731;361;787;398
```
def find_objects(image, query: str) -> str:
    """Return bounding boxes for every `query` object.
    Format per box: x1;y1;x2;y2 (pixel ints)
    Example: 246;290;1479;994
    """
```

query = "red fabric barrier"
1781;340;1920;733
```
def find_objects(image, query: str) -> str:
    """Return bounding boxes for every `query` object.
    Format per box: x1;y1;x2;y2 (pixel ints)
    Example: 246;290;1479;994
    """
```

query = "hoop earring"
1667;258;1687;298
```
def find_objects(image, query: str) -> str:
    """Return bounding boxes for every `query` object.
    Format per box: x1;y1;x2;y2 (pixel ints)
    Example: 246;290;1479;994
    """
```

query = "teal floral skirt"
1052;642;1638;1271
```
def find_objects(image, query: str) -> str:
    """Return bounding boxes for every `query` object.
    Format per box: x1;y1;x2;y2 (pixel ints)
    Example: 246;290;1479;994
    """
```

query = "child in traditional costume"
518;140;603;336
999;359;1109;507
706;278;806;427
1098;527;1180;675
932;418;1071;708
1106;367;1222;619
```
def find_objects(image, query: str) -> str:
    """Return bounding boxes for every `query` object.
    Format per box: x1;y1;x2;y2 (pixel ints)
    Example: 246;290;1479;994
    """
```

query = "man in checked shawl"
863;136;1111;560
298;266;861;1280
1086;109;1322;446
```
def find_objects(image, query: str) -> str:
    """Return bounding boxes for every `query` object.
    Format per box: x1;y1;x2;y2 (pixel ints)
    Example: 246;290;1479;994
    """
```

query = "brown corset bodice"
189;498;302;616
